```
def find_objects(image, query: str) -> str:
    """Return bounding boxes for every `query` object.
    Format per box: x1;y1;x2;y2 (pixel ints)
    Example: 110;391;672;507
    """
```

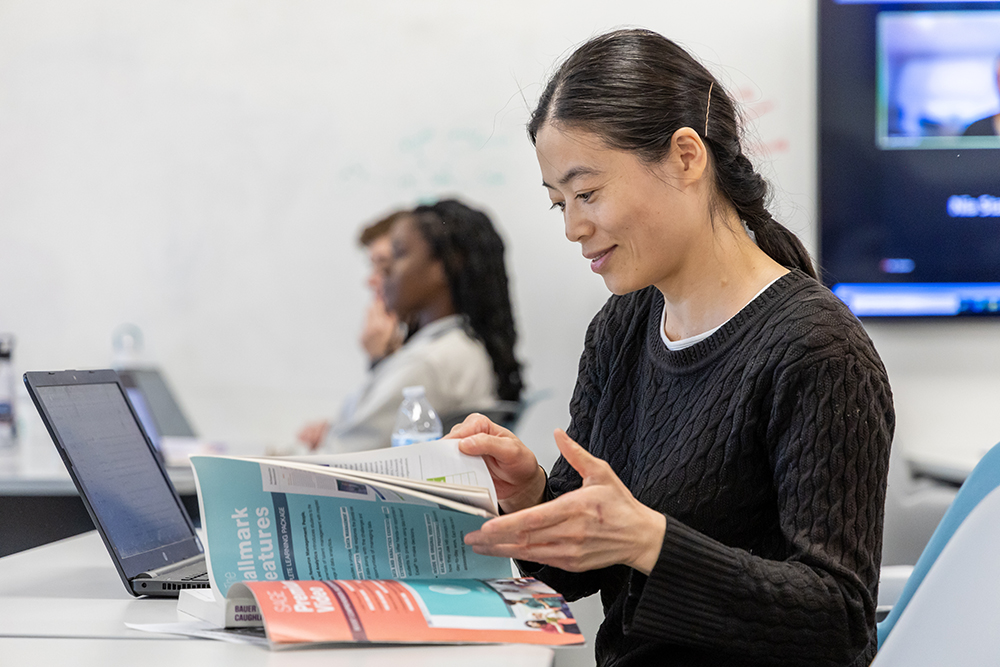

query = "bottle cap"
0;334;13;359
111;323;143;369
402;386;426;399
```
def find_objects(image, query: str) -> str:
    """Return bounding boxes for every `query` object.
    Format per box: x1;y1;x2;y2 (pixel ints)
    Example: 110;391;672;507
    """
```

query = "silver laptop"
24;369;209;597
117;367;197;451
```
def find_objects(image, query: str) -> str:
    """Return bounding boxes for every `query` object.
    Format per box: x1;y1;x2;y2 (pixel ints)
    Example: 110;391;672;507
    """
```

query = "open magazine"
190;439;513;599
171;440;583;647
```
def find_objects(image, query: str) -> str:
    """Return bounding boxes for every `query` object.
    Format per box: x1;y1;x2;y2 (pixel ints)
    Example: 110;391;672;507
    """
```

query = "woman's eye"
549;201;566;212
577;191;593;202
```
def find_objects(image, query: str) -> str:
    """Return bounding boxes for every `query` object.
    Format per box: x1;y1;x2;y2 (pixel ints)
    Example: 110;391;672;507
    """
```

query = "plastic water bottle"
391;386;443;448
0;335;16;451
111;322;144;369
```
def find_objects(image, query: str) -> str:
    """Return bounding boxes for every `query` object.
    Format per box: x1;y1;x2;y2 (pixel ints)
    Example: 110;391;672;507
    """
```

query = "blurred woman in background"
310;198;523;452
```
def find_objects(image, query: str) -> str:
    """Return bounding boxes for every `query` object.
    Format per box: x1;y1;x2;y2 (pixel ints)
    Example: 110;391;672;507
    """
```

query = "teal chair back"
877;441;1000;648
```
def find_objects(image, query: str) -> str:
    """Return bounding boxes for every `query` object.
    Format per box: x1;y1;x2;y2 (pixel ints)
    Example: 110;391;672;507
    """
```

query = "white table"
0;531;555;666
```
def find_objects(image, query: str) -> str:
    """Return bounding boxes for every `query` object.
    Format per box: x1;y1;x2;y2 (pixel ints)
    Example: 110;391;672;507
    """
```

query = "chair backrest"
877;440;1000;647
440;400;522;434
871;483;1000;665
440;389;552;436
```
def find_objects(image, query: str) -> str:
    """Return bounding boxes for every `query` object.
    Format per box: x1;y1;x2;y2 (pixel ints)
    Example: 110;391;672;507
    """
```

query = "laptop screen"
34;381;197;567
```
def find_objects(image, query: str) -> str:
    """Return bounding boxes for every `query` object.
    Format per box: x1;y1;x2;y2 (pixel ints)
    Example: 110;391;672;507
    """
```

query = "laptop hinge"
140;554;206;579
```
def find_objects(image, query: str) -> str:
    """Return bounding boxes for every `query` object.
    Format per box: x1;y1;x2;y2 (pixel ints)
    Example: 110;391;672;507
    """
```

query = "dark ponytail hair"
410;199;524;403
528;29;816;279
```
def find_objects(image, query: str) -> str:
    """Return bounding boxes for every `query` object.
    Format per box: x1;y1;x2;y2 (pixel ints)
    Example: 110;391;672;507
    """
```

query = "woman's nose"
563;206;591;244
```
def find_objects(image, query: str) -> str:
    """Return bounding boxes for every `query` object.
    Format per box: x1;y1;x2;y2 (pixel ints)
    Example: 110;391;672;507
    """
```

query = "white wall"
1;0;996;473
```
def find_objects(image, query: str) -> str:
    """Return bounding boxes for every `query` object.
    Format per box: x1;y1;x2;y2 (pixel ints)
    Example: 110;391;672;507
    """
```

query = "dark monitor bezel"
818;0;1000;319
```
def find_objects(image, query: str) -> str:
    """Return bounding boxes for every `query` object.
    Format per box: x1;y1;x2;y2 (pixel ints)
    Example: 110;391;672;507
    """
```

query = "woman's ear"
668;127;709;185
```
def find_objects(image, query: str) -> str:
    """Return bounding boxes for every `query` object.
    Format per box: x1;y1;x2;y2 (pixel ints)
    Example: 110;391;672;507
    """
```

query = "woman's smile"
586;246;616;273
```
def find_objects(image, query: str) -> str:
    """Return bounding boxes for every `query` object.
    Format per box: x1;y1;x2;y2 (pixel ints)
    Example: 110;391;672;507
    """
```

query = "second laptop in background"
119;367;226;466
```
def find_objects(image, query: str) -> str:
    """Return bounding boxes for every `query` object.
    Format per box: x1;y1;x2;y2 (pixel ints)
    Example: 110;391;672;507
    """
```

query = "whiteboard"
0;0;818;464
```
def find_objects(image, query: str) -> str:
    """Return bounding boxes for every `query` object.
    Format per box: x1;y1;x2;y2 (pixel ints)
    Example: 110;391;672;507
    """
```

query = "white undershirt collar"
660;277;782;351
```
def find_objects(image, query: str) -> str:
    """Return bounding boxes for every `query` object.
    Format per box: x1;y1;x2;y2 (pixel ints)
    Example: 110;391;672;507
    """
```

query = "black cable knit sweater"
524;270;894;666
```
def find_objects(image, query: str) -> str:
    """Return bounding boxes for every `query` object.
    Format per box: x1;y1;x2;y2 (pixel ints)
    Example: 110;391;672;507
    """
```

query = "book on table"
181;439;584;648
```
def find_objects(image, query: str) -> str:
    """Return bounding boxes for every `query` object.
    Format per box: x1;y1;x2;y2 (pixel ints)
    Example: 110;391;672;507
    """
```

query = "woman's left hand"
464;429;666;575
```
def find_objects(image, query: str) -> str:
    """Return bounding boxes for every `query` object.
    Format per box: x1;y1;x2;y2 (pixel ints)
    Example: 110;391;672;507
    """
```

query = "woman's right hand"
450;414;547;514
297;420;330;451
359;296;402;363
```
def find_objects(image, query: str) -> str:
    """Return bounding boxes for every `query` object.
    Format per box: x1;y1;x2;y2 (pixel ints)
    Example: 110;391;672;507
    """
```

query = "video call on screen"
820;1;1000;315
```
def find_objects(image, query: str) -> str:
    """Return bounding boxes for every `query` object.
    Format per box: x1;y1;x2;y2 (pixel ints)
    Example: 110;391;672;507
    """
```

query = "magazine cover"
230;576;585;648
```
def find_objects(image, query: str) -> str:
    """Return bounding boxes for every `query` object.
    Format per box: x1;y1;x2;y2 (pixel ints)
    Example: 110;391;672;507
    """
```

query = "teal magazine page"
191;454;512;599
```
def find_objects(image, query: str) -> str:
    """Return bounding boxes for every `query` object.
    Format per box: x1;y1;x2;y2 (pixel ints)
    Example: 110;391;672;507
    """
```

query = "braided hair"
409;199;524;402
527;28;816;279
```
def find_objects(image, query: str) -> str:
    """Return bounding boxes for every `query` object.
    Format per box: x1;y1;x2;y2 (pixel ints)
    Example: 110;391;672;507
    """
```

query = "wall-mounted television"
819;0;1000;317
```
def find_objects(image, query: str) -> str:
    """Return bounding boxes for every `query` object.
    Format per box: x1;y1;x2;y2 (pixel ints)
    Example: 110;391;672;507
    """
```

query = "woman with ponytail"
454;29;893;667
